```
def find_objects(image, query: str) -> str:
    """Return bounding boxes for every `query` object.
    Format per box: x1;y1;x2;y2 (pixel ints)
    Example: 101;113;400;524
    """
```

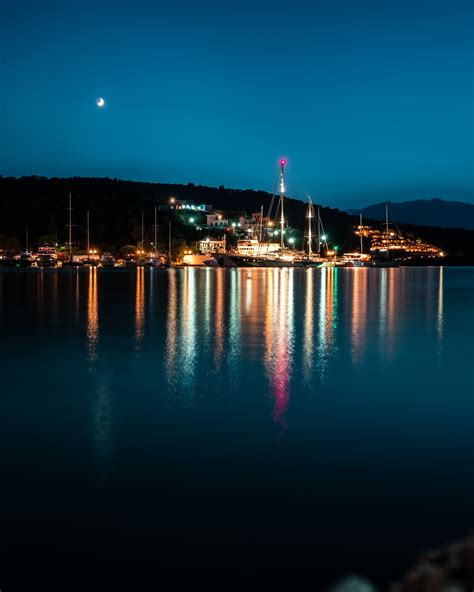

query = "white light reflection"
87;267;99;362
135;266;145;348
264;269;295;428
437;266;444;356
180;267;197;393
350;269;368;366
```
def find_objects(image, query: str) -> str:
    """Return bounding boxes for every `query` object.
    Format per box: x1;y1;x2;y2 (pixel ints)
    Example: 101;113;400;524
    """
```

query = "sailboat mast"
154;206;157;256
279;159;286;252
317;206;321;257
168;221;172;262
385;204;389;234
141;210;144;252
360;213;363;255
67;192;73;259
259;205;263;244
86;210;90;255
307;198;313;256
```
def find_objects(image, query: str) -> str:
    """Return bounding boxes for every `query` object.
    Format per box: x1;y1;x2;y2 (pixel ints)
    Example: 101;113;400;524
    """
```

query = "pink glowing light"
280;159;287;166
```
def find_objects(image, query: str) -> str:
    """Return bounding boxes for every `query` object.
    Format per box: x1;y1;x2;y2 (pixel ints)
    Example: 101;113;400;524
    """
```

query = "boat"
100;253;116;268
370;206;399;267
19;252;33;267
299;197;327;267
145;207;166;267
36;247;57;267
213;160;304;268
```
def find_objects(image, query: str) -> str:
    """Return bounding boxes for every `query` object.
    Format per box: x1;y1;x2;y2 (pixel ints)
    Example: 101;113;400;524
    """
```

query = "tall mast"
259;205;263;244
360;213;363;255
385;204;389;234
25;226;29;253
168;221;172;262
141;210;144;252
154;206;157;256
279;159;286;252
67;192;73;259
86;210;90;255
317;206;321;257
307;197;313;256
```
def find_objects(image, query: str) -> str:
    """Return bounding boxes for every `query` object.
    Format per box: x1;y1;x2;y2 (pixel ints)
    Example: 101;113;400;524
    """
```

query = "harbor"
0;162;447;271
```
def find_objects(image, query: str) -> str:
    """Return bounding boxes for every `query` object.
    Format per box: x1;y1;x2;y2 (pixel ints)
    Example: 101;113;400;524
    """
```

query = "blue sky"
1;0;473;208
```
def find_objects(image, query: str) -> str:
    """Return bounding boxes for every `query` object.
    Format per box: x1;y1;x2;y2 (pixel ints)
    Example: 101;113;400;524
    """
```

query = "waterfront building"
197;237;226;254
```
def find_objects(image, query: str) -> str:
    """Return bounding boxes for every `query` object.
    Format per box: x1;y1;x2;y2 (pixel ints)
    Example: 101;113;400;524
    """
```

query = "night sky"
2;0;473;208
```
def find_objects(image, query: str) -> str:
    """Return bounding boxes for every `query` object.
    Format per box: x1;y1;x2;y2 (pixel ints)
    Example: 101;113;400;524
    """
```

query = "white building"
205;212;228;228
197;237;226;254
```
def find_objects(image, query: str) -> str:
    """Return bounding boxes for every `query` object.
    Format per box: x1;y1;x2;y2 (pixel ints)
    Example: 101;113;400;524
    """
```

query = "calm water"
0;267;473;583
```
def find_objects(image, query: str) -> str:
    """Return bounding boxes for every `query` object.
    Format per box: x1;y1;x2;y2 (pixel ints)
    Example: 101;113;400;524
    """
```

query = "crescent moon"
96;97;105;107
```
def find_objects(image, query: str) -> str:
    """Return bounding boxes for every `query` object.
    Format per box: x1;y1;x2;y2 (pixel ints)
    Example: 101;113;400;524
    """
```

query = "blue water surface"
0;267;472;584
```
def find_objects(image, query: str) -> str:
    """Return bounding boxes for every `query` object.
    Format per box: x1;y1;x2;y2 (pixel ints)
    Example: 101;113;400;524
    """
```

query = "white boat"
100;253;116;267
215;160;303;267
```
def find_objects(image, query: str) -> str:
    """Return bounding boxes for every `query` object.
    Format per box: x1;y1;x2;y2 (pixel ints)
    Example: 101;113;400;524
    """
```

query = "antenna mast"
154;206;158;256
307;197;313;256
278;159;287;252
67;192;73;260
168;221;172;262
86;210;90;255
317;206;321;257
360;213;363;255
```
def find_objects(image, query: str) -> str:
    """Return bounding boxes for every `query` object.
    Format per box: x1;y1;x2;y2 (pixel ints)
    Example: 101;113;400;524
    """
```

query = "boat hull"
213;253;304;268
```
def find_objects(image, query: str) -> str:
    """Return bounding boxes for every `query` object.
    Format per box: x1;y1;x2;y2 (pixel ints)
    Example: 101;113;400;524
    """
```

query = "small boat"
19;252;33;267
100;253;116;268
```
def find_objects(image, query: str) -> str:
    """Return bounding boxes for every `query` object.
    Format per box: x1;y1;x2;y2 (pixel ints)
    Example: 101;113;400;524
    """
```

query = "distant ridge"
348;198;474;230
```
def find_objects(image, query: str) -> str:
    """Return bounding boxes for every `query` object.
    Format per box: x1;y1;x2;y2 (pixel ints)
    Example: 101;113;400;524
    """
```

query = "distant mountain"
348;198;474;230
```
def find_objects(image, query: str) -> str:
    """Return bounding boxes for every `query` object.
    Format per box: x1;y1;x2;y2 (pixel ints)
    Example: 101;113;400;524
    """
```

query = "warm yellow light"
169;197;176;203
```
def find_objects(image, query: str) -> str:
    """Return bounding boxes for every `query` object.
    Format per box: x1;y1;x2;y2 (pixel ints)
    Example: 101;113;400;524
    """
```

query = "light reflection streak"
351;269;368;366
214;269;224;370
303;269;314;383
85;267;111;483
135;266;145;347
437;267;444;356
316;267;338;380
264;269;294;427
378;269;396;361
166;270;178;387
180;267;197;391
87;267;99;362
228;270;241;386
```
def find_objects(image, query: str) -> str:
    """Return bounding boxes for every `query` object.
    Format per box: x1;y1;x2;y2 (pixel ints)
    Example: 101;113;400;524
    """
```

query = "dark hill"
0;176;473;264
349;198;474;230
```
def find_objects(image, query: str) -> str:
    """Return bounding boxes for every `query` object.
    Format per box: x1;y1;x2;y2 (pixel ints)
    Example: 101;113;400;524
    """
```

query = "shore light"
189;217;195;223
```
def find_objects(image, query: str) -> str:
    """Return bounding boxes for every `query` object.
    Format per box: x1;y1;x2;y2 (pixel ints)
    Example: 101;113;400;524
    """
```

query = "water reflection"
264;269;295;427
378;269;396;361
180;268;197;395
135;266;145;348
351;269;368;366
317;267;338;379
166;270;178;388
303;269;314;384
228;270;241;387
84;267;112;482
437;267;444;356
87;267;99;362
214;269;225;370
